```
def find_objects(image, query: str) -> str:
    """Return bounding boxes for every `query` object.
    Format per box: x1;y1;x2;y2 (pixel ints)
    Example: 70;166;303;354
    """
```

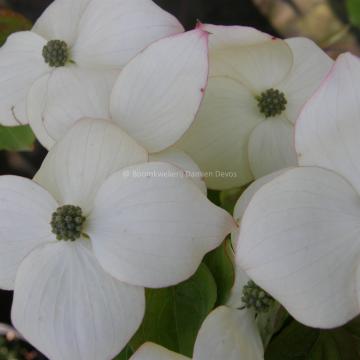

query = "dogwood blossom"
2;118;234;359
30;28;208;152
236;53;360;328
0;0;183;126
130;306;264;360
176;24;333;189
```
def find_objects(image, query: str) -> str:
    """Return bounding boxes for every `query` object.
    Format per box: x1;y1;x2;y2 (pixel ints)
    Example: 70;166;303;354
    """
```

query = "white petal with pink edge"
237;166;360;328
279;37;333;124
110;29;209;153
296;53;360;194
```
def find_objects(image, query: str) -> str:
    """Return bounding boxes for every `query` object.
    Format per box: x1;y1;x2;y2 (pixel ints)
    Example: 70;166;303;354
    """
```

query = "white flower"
176;24;333;190
0;0;183;126
130;306;264;360
30;28;209;152
1;118;235;360
236;53;360;328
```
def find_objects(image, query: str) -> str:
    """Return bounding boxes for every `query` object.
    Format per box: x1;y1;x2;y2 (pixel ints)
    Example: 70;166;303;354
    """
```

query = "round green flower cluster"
256;88;287;118
241;280;274;313
51;205;86;241
42;40;69;67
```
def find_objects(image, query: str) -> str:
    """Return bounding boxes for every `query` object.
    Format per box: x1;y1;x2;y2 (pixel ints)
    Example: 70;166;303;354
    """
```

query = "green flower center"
256;88;287;118
241;280;274;313
42;40;69;67
51;205;86;241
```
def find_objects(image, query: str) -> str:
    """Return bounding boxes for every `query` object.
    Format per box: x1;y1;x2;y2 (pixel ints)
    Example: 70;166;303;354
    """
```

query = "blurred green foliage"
0;8;31;46
347;0;360;28
0;125;35;151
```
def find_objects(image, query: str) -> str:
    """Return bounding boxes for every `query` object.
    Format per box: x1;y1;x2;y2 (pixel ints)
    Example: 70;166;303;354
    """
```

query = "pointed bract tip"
195;21;212;36
196;20;204;29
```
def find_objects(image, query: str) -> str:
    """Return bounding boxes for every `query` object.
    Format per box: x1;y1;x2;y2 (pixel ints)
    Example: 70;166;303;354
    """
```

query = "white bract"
2;118;235;360
31;28;209;152
236;53;360;328
0;0;183;127
176;24;333;189
130;306;264;360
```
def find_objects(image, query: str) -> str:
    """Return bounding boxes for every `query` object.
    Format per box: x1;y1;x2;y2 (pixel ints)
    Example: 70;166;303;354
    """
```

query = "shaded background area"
0;0;358;358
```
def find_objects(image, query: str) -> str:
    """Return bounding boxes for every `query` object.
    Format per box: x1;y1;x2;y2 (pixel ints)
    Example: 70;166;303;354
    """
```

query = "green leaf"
130;263;217;357
347;0;360;28
0;125;35;151
204;239;235;305
265;319;360;360
0;8;32;46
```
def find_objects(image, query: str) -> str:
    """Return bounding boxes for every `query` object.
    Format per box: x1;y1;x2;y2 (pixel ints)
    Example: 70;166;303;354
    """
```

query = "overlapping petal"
0;32;48;125
228;171;287;309
131;343;190;360
199;23;270;52
237;167;360;328
248;118;297;179
279;37;333;123
88;162;235;288
34;118;147;213
12;241;145;360
176;76;260;189
232;170;286;247
193;306;264;360
32;0;91;45
110;29;209;153
0;176;57;290
150;148;207;194
28;66;116;149
72;0;184;68
200;24;293;92
176;26;296;189
131;307;263;360
296;53;360;194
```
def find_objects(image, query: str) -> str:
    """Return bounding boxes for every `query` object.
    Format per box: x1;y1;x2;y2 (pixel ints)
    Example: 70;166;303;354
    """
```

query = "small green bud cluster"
51;205;86;241
256;88;287;118
241;280;274;313
42;40;69;67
